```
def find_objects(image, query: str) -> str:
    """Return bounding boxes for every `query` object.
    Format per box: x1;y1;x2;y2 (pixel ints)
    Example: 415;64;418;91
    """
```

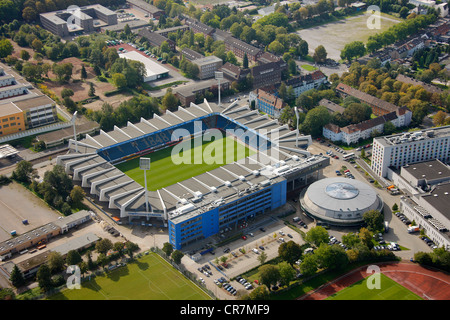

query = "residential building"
224;37;262;62
252;88;286;118
371;125;450;178
319;99;345;114
155;25;190;38
335;82;399;116
396;74;444;95
126;0;164;19
40;4;118;37
181;48;205;62
323;107;412;145
191;56;223;80
184;17;215;37
285;70;327;98
138;28;175;51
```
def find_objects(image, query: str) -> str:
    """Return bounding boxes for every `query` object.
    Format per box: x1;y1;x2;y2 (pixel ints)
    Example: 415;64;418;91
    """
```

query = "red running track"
299;262;450;300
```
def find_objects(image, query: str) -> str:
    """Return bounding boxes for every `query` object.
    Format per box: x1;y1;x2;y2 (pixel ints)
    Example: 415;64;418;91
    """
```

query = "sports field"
116;136;256;191
49;253;211;300
326;273;423;300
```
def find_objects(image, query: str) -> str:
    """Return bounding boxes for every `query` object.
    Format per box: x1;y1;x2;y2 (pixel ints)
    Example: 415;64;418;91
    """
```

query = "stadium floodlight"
139;157;151;212
72;111;78;153
215;71;224;107
294;107;299;148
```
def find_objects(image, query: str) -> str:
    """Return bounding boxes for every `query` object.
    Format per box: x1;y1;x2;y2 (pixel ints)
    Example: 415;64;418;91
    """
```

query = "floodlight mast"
215;72;224;107
72;111;78;153
294;107;299;148
139;157;151;213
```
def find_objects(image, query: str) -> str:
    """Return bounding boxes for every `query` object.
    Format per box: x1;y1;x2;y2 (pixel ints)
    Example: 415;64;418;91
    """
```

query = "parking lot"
0;182;61;243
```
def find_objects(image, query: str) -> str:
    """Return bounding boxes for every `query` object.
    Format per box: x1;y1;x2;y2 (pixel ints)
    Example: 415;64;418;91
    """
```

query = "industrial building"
118;50;169;82
56;99;328;250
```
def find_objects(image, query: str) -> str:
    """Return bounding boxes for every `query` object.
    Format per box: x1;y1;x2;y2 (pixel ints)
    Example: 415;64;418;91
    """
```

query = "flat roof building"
191;55;223;80
119;50;169;82
371;125;450;178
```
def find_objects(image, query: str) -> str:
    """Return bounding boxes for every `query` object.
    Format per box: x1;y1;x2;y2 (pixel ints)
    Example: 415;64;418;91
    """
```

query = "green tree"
20;50;30;61
70;185;85;206
277;261;296;286
61;88;74;99
300;106;331;137
257;251;268;265
12;160;36;183
112;73;127;89
0;39;13;58
313;45;327;63
340;41;366;63
305;226;329;247
88;82;96;97
161;89;179;111
48;251;65;274
162;242;174;256
314;243;349;270
9;265;25;288
363;210;384;232
96;238;113;255
80;65;87;80
171;250;184;264
66;250;82;266
258;264;280;290
299;254;318;276
36;264;52;292
243;53;249;69
278;241;303;265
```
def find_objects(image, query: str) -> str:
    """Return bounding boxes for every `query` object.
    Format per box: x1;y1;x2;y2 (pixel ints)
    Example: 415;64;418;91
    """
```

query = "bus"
343;153;355;161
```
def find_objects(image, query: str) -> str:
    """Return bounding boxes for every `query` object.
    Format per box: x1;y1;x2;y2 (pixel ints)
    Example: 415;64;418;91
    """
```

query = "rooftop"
402;159;450;182
377;125;450;147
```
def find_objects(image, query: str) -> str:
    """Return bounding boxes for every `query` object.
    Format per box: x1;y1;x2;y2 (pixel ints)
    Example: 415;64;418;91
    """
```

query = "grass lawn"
48;253;211;300
301;64;318;72
326;273;422;300
115;136;256;191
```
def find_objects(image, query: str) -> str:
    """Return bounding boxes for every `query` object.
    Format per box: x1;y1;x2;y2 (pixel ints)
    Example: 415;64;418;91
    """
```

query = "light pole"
215;71;224;107
139;157;151;213
294;107;299;148
72;111;78;153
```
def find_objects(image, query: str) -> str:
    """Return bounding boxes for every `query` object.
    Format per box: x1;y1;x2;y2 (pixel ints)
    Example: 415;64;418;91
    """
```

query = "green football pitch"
49;253;211;300
115;136;256;191
326;273;423;300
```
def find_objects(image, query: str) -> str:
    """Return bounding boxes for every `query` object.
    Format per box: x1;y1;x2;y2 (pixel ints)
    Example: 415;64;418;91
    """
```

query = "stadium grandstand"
56;99;329;250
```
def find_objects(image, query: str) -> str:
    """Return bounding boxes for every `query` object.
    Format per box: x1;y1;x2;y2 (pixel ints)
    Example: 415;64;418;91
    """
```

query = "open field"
297;13;403;60
116;136;256;191
49;252;211;300
326;273;422;300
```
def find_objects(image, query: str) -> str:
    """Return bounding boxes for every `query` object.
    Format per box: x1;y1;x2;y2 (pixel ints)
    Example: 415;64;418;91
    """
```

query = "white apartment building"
371;125;450;178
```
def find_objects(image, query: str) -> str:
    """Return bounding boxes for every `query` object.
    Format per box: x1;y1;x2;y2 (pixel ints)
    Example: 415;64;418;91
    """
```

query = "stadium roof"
57;99;317;222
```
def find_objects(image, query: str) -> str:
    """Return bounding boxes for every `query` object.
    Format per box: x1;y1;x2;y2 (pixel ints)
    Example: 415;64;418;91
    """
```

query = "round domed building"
300;177;383;227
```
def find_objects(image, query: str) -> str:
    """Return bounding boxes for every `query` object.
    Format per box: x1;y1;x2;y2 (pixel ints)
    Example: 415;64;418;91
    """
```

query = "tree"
0;39;13;58
342;232;361;248
12;160;36;183
243;53;249;69
278;241;303;265
299;254;318;276
70;185;85;206
433;110;447;127
80;65;87;80
300;106;331;137
162;242;174;256
171;250;184;264
363;210;384;232
305;226;329;247
36;264;52;292
9;265;25;288
61;88;74;99
96;238;113;255
392;203;398;212
66;250;82;266
268;40;285;55
277;261;296;286
314;243;349;270
258;264;280;290
112;73;127;89
358;227;374;249
298;40;309;58
246;285;270;300
20;50;30;61
48;251;65;274
88;82;96;97
383;121;396;135
162;89;179;111
340;41;366;63
258;251;268;265
313;45;327;64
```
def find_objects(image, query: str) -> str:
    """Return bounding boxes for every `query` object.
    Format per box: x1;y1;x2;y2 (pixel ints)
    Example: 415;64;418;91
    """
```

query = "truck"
408;225;420;233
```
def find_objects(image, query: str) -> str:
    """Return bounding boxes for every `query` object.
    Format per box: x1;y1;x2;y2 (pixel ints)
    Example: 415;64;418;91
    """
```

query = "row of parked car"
420;236;438;249
236;275;254;290
328;235;348;250
214;277;237;295
197;264;213;277
395;212;411;225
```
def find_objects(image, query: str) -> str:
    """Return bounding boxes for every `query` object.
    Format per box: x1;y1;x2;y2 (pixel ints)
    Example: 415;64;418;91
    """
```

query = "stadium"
300;177;384;227
57;99;329;250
